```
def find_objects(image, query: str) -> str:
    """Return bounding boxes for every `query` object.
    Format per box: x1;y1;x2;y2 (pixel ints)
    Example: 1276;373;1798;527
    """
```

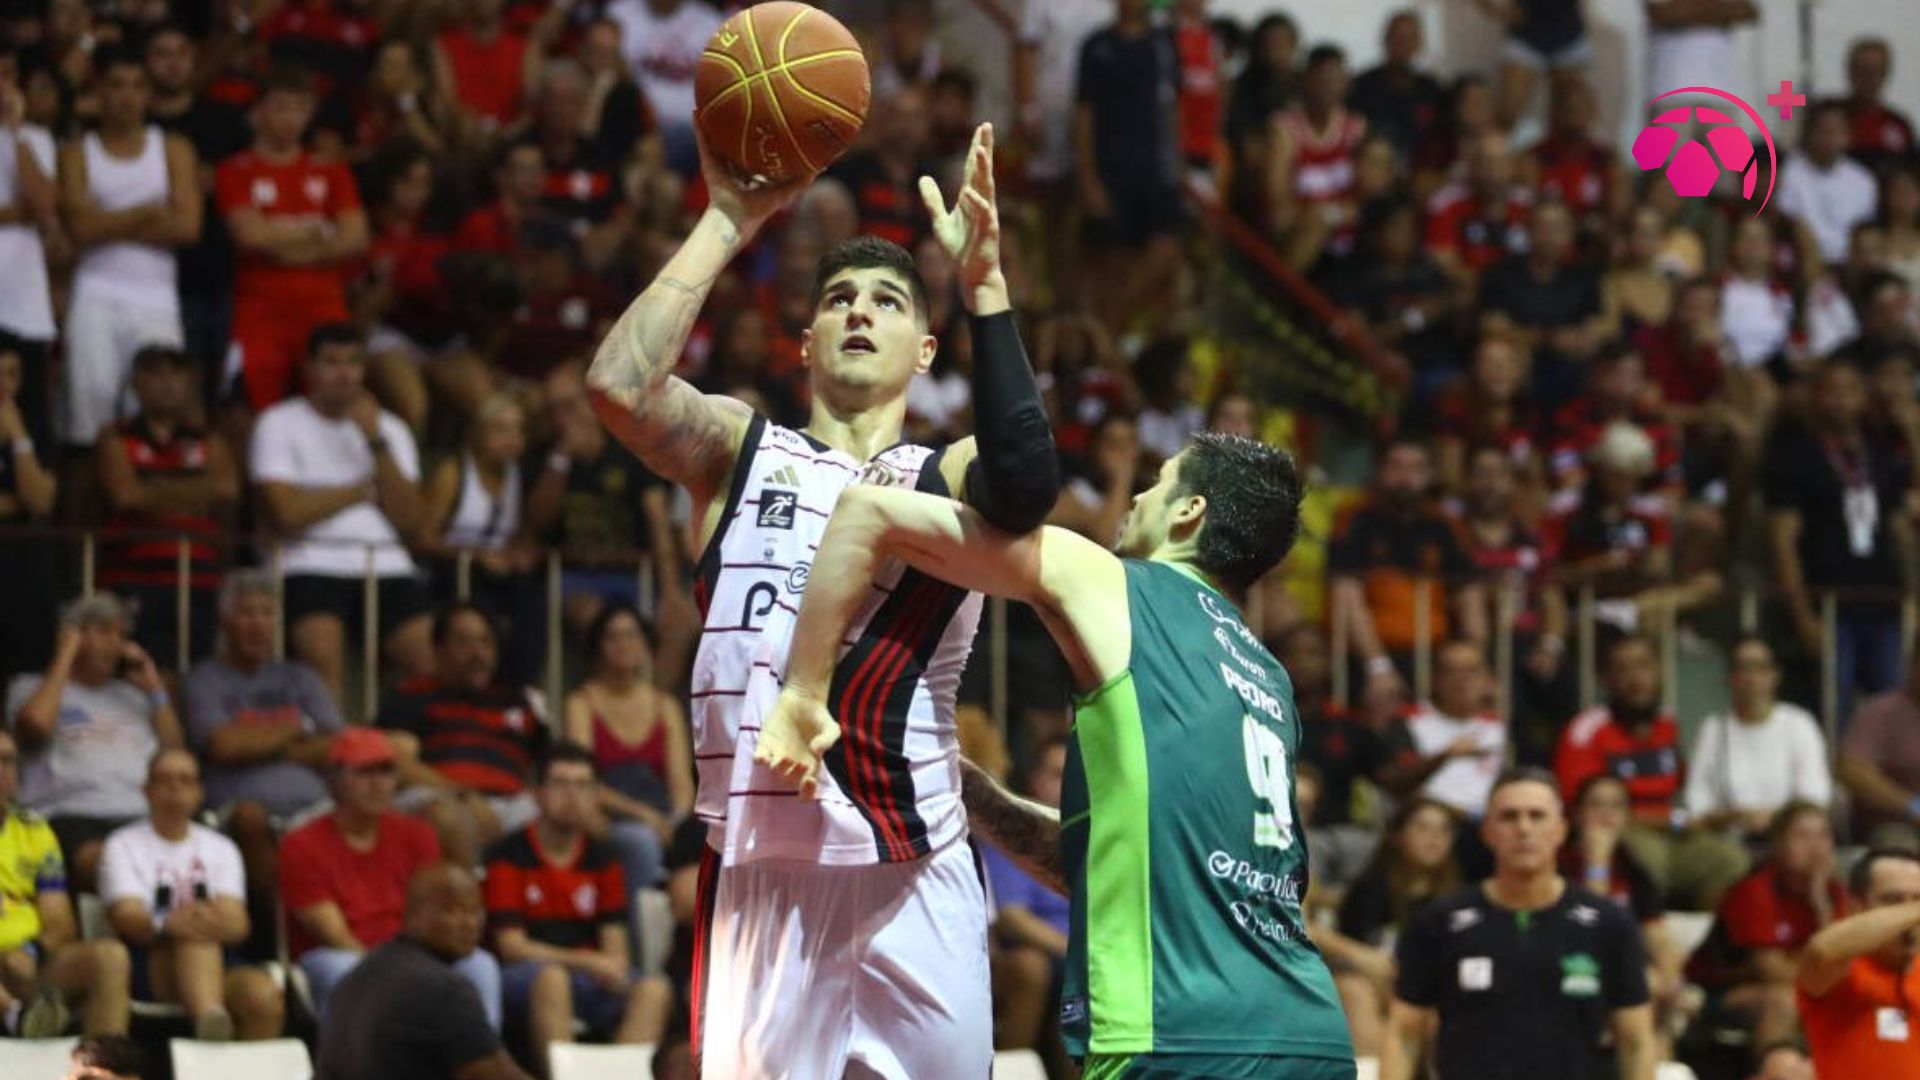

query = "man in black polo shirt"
1382;768;1657;1080
318;864;532;1080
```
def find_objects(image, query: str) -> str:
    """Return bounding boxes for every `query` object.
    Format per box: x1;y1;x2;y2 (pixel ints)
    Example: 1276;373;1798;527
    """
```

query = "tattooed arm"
585;137;813;510
961;757;1067;896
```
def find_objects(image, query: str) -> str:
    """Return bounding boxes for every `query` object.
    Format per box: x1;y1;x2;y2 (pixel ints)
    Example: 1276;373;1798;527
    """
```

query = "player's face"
1115;452;1185;559
802;268;934;403
1481;781;1566;875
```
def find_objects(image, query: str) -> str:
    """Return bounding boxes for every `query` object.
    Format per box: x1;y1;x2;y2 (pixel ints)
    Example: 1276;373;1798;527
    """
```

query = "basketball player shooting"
584;116;1058;1077
758;436;1359;1080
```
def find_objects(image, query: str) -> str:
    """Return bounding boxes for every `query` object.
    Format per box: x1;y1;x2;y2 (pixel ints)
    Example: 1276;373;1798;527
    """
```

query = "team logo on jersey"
765;465;802;487
1060;996;1088;1025
860;459;905;487
304;175;329;203
573;884;598;916
1568;903;1601;927
1449;908;1483;933
758;489;798;530
786;562;811;594
251;178;278;205
1458;956;1493;991
1559;952;1601;998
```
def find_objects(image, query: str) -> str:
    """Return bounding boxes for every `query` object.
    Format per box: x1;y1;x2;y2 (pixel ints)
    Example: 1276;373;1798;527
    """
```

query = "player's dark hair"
1306;44;1345;70
1488;766;1562;808
431;602;498;647
95;46;148;79
810;235;931;328
1849;847;1920;897
1604;631;1657;667
535;740;597;785
306;321;366;359
132;343;192;371
1172;432;1304;593
73;1035;146;1078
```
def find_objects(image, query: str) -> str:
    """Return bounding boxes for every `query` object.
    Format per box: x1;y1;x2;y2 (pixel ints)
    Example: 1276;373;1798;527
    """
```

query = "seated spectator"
1047;411;1140;543
358;140;454;429
384;604;548;868
484;743;671;1068
1380;640;1505;820
435;0;537;129
97;345;236;670
1686;802;1842;1050
0;342;61;684
1685;637;1832;846
1266;44;1367;268
1544;346;1680;505
1320;197;1462;402
564;604;692;896
419;392;545;686
1836;37;1916;171
99;749;284;1041
1478;201;1611;410
525;59;637;272
0;728;131;1038
1777;102;1879;266
606;0;722;176
1318;797;1458;1057
871;0;939;97
1885;167;1920;298
250;322;434;706
1835;636;1920;845
1433;336;1540;493
576;18;654;168
1132;337;1205;468
455;141;550;259
1422;129;1531;286
1329;440;1485;721
6;593;183;890
1603;207;1678;332
1524;76;1620;240
281;728;502;1025
1794;847;1920;1078
1560;775;1689;1056
317;864;536;1080
499;222;619;383
826;84;935;253
1555;634;1749;908
981;737;1071;1062
1721;217;1798;371
349;40;457;164
1347;11;1443;167
1278;624;1388;897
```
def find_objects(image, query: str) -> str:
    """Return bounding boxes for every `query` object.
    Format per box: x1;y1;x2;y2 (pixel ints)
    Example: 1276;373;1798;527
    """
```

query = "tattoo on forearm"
961;764;1066;893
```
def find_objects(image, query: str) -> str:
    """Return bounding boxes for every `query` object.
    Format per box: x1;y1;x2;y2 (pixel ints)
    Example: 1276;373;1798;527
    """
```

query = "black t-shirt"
0;443;22;524
1338;865;1443;948
543;439;669;557
1076;25;1182;189
317;937;501;1080
1478;256;1602;331
1297;704;1388;827
1347;65;1445;161
664;817;709;990
1761;424;1912;599
152;98;250;305
1395;884;1650;1080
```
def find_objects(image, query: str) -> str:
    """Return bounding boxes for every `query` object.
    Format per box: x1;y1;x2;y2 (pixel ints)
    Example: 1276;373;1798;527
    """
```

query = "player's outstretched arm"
960;757;1065;894
586;132;813;507
755;486;1127;793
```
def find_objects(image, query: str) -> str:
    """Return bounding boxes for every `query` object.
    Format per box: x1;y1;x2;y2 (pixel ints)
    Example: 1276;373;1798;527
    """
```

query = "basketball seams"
745;5;814;175
695;1;869;181
695;50;863;115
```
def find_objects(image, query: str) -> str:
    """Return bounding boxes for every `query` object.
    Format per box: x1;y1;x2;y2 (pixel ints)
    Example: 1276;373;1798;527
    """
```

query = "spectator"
6;593;183;890
250;322;432;704
1526;77;1621;241
1475;0;1590;129
1555;634;1749;908
1226;13;1299;150
1411;74;1498;196
1321;197;1462;399
216;67;369;410
316;864;536;1080
98;749;284;1041
0;340;60;683
1320;797;1459;1058
871;0;939;98
526;59;639;271
1885;167;1920;298
1722;217;1800;372
1763;356;1912;727
280;727;502;1025
1382;769;1656;1080
1131;337;1204;467
1170;0;1223;178
1685;637;1832;844
1836;636;1920;844
484;743;672;1068
1347;10;1443;166
97;345;237;669
418;392;545;686
563;603;692;897
1013;0;1108;289
1381;640;1506;819
500;221;620;386
1603;206;1678;333
1075;0;1184;333
606;0;723;176
1544;349;1680;504
1836;37;1915;173
0;728;131;1038
1777;102;1880;267
455;140;550;259
1479;201;1610;410
577;18;654;168
383;603;548;868
1424;130;1532;285
1687;802;1842;1049
351;39;457;162
434;0;538;130
1329;440;1485;720
0;43;60;450
57;48;199;453
1274;624;1387;898
1796;847;1920;1076
1644;0;1757;103
981;737;1071;1059
63;1035;145;1080
1433;336;1541;492
1048;411;1139;544
827;84;935;253
1267;44;1367;269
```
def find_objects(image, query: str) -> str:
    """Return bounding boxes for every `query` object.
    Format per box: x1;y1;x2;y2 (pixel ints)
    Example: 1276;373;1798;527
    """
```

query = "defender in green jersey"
758;433;1356;1079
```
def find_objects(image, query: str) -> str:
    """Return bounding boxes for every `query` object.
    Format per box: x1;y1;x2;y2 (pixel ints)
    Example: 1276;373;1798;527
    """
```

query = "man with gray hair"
5;593;183;891
184;570;344;947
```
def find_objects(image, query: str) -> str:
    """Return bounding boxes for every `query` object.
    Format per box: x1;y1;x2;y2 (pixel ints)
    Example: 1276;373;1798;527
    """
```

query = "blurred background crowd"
0;0;1917;1078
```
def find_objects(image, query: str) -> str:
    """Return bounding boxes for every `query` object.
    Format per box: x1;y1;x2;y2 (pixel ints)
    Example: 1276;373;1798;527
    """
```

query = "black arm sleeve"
963;310;1060;534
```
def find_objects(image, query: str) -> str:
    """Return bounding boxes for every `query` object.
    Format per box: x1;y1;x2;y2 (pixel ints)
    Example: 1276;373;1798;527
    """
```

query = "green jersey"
1059;560;1352;1062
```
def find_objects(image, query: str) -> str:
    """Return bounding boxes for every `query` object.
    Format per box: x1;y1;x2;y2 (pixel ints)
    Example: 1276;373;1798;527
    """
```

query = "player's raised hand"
696;125;814;240
919;123;1006;313
754;686;842;800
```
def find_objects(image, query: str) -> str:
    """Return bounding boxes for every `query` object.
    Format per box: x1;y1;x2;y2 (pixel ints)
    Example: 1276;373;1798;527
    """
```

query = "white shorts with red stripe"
694;838;992;1079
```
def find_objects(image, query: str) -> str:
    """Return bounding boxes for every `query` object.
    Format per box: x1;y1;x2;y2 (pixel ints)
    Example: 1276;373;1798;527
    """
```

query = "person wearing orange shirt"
1796;847;1920;1076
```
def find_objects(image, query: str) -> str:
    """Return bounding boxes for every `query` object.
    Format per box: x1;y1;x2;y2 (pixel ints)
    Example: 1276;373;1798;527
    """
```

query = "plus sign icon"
1631;84;1784;216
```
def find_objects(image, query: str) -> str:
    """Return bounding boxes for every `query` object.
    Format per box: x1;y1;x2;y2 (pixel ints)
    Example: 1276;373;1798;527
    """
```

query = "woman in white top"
419;393;544;684
1684;636;1832;844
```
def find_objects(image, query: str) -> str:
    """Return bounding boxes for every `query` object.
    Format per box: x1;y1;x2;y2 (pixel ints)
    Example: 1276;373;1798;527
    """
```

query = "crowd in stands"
0;0;1917;1078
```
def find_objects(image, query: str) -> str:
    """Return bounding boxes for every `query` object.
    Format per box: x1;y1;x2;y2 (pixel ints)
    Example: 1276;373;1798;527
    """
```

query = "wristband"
10;436;30;455
1365;656;1396;678
147;688;171;711
546;450;572;474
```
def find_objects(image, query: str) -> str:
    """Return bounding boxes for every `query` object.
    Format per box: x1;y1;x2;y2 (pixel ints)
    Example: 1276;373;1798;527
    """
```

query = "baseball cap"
329;728;396;769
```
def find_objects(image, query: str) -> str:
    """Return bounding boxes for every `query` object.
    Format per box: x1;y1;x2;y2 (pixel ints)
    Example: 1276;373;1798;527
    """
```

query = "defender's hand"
920;123;1005;309
754;687;842;800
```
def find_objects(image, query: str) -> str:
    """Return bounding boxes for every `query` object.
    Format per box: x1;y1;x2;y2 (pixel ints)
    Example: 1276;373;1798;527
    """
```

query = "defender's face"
802;268;934;401
1116;452;1186;558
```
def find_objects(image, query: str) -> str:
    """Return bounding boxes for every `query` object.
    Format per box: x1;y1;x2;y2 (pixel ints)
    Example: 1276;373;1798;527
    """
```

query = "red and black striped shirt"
100;418;224;590
482;825;627;952
377;679;546;796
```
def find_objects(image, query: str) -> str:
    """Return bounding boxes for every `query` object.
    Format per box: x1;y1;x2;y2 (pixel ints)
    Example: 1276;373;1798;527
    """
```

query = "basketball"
694;1;870;186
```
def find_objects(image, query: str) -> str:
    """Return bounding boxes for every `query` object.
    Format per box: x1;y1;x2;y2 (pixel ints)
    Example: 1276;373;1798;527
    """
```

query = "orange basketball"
694;2;870;186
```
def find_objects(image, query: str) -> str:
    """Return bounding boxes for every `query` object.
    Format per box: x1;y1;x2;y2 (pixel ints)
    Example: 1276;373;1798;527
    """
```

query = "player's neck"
1484;869;1563;912
805;395;906;463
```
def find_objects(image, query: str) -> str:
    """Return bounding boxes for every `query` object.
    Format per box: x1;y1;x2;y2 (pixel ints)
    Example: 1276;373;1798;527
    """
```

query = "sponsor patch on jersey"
758;488;798;530
1060;996;1088;1025
1876;1007;1910;1042
1559;952;1600;998
860;459;905;487
1458;956;1492;991
786;562;811;594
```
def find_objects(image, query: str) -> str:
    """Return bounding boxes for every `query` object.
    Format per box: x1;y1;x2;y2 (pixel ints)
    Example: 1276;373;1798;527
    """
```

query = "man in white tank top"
586;123;1058;1079
57;50;200;449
